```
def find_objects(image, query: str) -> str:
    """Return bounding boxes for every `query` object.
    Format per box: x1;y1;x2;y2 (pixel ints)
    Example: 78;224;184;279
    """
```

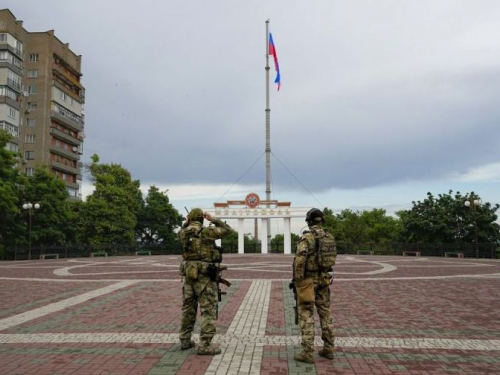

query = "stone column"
261;218;268;254
238;218;245;254
284;217;292;254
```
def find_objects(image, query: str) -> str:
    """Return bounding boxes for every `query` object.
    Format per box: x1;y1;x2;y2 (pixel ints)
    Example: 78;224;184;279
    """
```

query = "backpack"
180;226;203;260
180;225;221;262
312;228;337;270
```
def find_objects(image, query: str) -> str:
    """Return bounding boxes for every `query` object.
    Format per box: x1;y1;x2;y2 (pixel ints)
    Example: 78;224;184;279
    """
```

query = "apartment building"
0;9;85;199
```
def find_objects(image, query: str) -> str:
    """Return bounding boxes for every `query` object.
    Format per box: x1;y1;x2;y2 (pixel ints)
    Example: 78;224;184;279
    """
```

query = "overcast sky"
5;0;500;232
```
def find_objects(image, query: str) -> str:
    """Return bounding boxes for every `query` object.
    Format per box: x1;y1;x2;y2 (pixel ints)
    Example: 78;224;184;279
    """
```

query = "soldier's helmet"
189;208;204;223
305;208;324;224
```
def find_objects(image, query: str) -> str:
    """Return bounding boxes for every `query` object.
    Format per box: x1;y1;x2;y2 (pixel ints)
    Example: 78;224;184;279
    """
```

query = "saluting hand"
203;212;214;222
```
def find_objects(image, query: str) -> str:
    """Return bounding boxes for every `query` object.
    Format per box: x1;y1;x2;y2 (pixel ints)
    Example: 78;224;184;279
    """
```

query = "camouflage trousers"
179;269;218;348
298;282;334;353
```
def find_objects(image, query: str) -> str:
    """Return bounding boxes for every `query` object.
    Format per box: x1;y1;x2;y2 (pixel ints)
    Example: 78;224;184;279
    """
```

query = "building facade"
0;9;85;199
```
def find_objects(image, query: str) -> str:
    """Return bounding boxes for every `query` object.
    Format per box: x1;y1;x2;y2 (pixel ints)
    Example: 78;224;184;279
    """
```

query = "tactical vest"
305;227;337;271
181;225;221;263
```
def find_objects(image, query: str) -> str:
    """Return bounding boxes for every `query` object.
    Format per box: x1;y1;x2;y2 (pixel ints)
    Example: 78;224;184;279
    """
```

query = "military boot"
294;351;314;363
180;340;195;350
318;347;334;359
197;345;221;355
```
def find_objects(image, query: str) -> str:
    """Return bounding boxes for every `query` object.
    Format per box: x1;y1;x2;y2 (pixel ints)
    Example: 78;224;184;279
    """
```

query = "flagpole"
265;19;272;250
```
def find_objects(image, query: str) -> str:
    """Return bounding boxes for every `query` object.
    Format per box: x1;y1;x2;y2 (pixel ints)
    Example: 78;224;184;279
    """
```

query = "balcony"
53;80;83;104
6;78;21;92
50;145;80;161
0;42;23;59
53;66;82;89
51;160;79;175
0;95;20;109
50;127;81;146
0;121;19;138
66;181;80;190
51;110;83;132
0;61;23;76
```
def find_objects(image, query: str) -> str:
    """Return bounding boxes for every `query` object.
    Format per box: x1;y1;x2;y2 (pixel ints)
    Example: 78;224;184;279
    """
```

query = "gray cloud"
6;0;500;193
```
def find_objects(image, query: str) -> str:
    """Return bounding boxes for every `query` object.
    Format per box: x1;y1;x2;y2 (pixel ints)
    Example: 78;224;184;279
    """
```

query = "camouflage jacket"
293;224;330;282
179;218;232;262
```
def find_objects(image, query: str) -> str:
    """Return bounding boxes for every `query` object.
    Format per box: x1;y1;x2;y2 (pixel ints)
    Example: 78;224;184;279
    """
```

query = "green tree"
21;167;72;245
0;130;22;252
337;209;370;246
136;185;182;245
398;190;500;244
78;154;143;245
322;207;401;251
66;199;83;244
322;207;344;242
360;209;401;245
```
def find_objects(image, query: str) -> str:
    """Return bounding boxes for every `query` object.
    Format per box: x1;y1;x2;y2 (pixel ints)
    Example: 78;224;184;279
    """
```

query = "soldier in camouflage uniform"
293;208;336;363
178;208;232;355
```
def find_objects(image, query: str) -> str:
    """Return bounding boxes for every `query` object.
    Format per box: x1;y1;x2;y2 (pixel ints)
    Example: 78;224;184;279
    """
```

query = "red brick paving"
1;254;500;374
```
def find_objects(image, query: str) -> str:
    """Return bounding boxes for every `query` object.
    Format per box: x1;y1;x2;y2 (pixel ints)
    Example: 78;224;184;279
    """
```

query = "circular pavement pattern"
1;255;500;374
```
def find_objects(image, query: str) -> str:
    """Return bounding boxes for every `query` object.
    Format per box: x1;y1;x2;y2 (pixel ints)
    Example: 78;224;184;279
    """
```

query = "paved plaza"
1;254;500;374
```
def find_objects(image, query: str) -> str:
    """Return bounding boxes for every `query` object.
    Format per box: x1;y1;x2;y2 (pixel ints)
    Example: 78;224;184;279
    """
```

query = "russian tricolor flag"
269;33;281;91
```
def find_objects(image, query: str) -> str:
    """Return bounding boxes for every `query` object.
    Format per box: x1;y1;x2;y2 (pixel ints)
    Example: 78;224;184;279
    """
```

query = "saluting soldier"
178;208;232;355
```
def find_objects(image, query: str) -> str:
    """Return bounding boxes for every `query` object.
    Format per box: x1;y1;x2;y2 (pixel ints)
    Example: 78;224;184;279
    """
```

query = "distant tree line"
1;130;183;258
1;129;499;259
322;191;500;252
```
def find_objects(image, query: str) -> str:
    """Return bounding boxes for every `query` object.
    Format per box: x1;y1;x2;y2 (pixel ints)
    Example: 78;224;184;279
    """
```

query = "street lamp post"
22;202;40;260
464;198;481;259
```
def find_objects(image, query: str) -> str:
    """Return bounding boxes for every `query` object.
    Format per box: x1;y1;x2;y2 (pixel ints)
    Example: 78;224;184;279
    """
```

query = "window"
27;85;37;94
27;70;38;78
52;102;81;124
67;187;78;197
0;86;18;101
27;102;37;110
25;151;35;160
58;88;75;106
0;51;6;60
0;121;19;137
8;107;17;119
7;70;21;90
29;54;39;62
25;134;35;143
27;118;36;127
25;167;35;177
12;55;22;69
6;142;18;152
8;70;21;82
0;34;6;42
62;173;67;181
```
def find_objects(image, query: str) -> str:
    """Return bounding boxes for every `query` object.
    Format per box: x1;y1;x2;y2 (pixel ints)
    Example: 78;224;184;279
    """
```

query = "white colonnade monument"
205;193;307;254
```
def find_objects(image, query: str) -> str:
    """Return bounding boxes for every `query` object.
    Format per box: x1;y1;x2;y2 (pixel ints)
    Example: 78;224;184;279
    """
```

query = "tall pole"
23;202;39;261
28;209;32;261
265;19;272;249
474;212;478;259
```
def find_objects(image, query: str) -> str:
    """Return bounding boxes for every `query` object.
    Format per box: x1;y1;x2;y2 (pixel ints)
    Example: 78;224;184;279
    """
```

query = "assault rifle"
208;245;231;320
208;263;231;320
288;281;299;325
